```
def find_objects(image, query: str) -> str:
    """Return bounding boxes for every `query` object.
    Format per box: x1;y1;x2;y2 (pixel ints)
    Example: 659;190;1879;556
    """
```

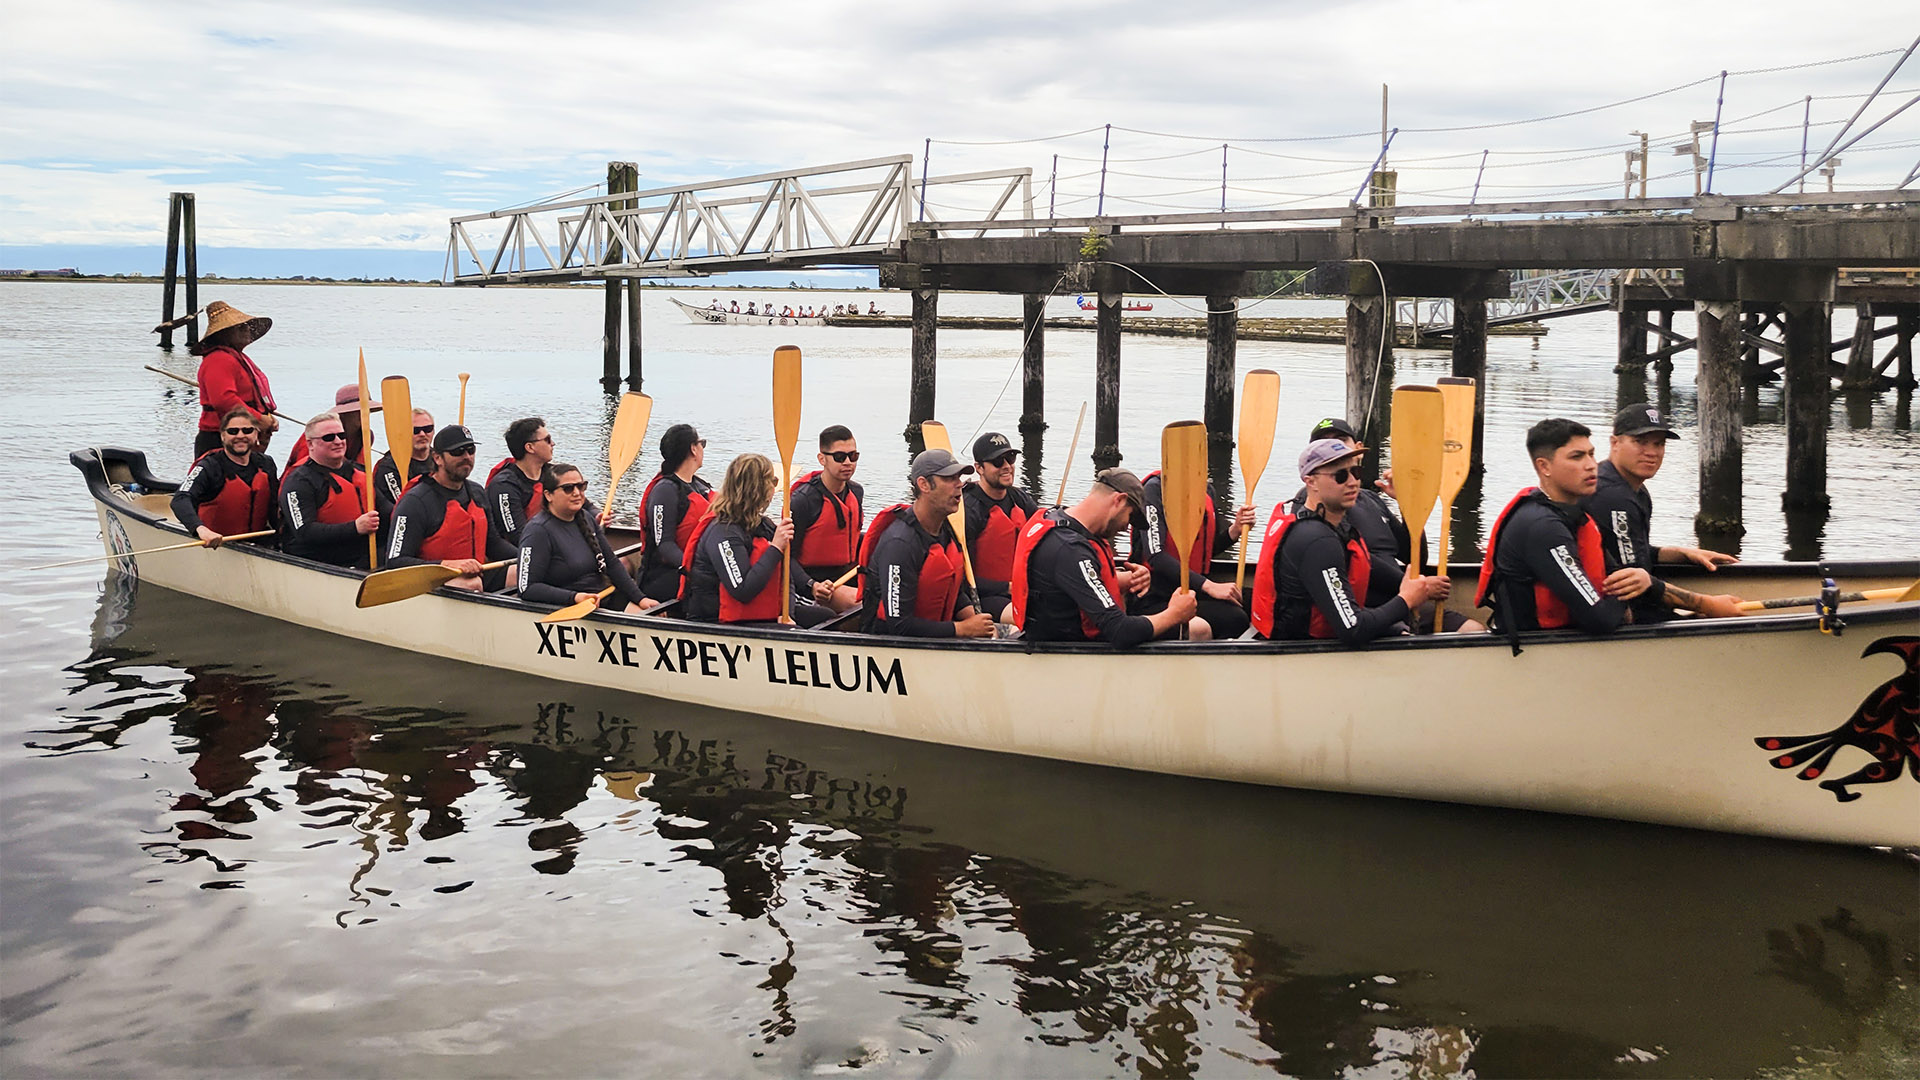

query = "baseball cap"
1308;416;1360;442
909;448;973;482
1614;403;1680;439
972;431;1017;463
334;384;383;412
1092;467;1146;509
432;424;478;453
1299;438;1366;480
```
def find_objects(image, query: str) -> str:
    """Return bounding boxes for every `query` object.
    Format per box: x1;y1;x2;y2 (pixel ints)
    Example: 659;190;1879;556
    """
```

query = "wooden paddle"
27;530;276;571
605;391;654;508
1056;401;1088;506
916;420;978;590
1389;386;1445;577
1736;580;1920;612
773;345;803;625
1160;420;1209;598
1234;369;1280;591
143;365;298;423
1432;376;1476;631
380;375;414;494
457;372;471;425
831;564;861;589
357;350;379;569
366;540;645;609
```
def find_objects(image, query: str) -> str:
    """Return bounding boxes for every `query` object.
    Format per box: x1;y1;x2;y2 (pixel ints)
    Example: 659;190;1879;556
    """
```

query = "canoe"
669;297;824;326
1075;295;1153;311
72;447;1920;848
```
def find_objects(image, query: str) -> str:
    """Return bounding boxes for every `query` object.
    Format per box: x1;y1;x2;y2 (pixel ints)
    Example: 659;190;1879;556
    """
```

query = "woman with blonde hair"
682;453;838;626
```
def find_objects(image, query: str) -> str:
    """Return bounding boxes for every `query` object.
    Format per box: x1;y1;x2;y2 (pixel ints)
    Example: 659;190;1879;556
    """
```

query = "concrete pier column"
1450;296;1488;483
1019;293;1046;433
1615;306;1646;372
1782;300;1833;511
1344;293;1393;447
1841;302;1876;390
625;279;643;391
910;287;939;430
1093;291;1123;469
1694;300;1744;537
1203;294;1238;449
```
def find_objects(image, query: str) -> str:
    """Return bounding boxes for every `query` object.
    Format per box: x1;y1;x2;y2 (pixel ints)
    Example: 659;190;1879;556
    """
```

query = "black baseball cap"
972;431;1017;463
1614;403;1679;439
1309;417;1361;442
432;424;478;453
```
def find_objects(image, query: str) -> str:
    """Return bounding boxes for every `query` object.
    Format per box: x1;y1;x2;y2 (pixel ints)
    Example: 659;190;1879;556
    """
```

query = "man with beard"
174;404;279;546
279;412;379;568
1007;468;1201;645
386;424;518;592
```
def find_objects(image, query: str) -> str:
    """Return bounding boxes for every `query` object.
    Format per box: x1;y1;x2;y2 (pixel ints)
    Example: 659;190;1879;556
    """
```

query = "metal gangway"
444;156;1032;283
1397;268;1651;336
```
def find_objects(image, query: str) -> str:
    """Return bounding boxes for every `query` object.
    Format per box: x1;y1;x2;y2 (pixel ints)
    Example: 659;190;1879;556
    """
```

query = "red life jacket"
190;451;274;535
792;470;862;569
1143;470;1216;573
969;490;1029;581
311;463;367;524
678;512;783;622
856;504;964;622
485;458;543;523
640;473;711;563
1475;487;1607;630
1249;505;1373;640
417;486;491;562
1007;511;1123;639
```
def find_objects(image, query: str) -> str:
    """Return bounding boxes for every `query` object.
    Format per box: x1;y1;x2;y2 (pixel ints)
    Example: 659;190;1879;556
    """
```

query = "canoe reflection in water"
33;582;1918;1078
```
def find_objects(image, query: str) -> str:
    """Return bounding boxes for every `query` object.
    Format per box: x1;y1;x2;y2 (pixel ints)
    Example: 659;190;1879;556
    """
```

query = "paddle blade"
772;346;803;458
1236;369;1280;492
355;562;459;608
1436;376;1476;502
914;421;976;585
1390;386;1445;568
380;376;414;491
1901;579;1920;602
1160;421;1210;594
539;586;611;624
606;391;653;497
919;420;951;453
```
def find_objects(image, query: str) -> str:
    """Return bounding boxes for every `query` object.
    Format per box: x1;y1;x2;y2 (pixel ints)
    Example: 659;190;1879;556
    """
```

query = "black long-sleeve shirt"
516;508;647;609
279;460;370;568
862;510;980;637
683;517;815;621
639;473;713;599
1582;460;1672;623
172;451;279;534
386;477;516;588
1289;486;1410;606
1489;497;1627;634
1021;510;1154;647
1270;510;1408;644
1130;475;1232;607
485;460;542;549
373;450;429;551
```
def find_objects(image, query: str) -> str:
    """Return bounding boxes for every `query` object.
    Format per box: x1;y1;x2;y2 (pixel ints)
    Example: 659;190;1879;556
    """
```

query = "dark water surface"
3;282;1917;1077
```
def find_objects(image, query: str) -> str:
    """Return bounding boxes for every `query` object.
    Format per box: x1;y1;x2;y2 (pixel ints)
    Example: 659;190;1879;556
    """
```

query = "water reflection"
14;584;1917;1077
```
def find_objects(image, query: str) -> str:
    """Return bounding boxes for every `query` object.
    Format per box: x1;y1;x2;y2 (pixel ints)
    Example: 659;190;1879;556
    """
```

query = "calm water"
2;281;1917;1078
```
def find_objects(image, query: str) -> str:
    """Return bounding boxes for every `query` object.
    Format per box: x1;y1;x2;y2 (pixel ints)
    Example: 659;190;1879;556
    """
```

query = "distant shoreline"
0;276;888;291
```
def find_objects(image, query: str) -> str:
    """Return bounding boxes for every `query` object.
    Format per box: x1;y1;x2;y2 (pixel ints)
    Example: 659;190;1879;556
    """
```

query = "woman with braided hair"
516;462;654;613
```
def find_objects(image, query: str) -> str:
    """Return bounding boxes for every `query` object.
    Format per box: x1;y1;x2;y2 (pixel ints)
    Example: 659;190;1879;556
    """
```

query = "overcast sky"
3;1;1914;270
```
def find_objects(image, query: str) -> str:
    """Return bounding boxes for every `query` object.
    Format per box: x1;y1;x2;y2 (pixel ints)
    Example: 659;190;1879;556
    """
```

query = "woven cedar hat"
201;300;272;342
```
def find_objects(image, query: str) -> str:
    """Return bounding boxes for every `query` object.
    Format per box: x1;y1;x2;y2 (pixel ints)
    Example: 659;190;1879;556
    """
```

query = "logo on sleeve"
517;546;532;592
651;503;665;542
1321;567;1359;628
1079;559;1116;608
1610;510;1635;566
1142;506;1163;554
285;491;304;529
718;539;744;585
500;493;517;533
886;565;902;616
1550;544;1601;605
388;518;407;559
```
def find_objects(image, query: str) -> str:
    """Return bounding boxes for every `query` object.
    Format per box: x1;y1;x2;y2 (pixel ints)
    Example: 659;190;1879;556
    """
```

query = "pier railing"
445;157;1032;283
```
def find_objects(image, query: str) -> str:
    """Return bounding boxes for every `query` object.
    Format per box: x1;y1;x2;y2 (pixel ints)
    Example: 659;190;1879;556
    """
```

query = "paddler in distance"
1006;468;1199;645
1252;439;1449;643
279;412;378;569
1475;418;1627;636
961;431;1039;622
859;449;993;638
386;424;518;592
173;404;279;549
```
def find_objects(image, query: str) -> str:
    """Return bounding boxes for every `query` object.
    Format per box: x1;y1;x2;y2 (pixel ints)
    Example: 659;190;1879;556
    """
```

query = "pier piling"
1694;300;1745;537
910;287;938;431
158;192;199;349
1450;295;1488;482
1094;291;1123;469
601;162;639;394
1782;300;1833;510
1344;292;1394;454
1019;293;1046;433
1203;293;1238;453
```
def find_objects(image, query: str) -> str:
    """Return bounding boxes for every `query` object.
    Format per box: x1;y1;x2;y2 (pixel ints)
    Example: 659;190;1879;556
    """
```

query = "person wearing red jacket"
191;301;278;457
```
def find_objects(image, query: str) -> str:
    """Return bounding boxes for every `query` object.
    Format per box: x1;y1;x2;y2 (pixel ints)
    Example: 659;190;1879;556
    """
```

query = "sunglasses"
825;450;860;463
310;431;348;443
413;424;435;435
532;434;554;444
983;453;1017;468
1316;467;1356;484
223;426;256;435
696;438;709;448
553;481;588;494
443;445;477;456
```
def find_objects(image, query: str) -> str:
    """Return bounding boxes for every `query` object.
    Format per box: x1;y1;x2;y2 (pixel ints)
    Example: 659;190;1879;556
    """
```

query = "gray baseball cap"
1298;438;1365;480
909;448;973;482
1093;467;1146;509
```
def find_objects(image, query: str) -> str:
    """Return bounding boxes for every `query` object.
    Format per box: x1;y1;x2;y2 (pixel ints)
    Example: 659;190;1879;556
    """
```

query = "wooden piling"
1203;294;1237;449
1344;293;1393;448
159;193;183;349
1615;306;1646;372
1450;295;1488;482
1782;301;1833;510
910;287;938;429
1896;311;1917;390
1094;291;1122;469
1655;309;1676;372
625;279;643;391
1019;293;1046;433
181;194;198;348
602;162;637;394
1693;301;1744;536
1842;302;1876;390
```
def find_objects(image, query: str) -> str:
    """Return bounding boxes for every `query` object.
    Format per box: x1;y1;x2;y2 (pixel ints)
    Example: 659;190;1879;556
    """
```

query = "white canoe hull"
77;450;1920;848
669;297;825;326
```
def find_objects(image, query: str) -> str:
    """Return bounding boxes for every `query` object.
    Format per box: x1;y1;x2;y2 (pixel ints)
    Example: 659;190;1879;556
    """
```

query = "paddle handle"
457;373;470;425
1056;402;1087;506
1433;505;1453;632
30;529;276;571
779;455;795;625
1233;472;1261;593
831;564;860;589
1736;587;1904;612
143;365;298;423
